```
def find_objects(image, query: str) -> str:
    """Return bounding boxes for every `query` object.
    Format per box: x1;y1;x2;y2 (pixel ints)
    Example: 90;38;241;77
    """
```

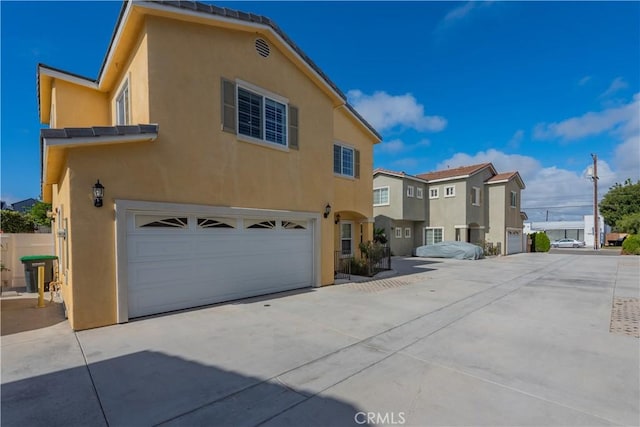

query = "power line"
522;205;593;209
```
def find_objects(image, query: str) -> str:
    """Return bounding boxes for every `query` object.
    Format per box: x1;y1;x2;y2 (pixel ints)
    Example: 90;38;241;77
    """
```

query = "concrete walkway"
1;253;638;426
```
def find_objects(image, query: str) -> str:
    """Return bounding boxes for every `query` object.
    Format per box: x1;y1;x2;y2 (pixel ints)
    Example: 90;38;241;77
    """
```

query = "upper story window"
238;86;287;146
471;187;481;206
407;185;415;198
510;191;518;207
429;188;439;199
416;187;423;199
221;78;299;150
116;79;130;125
373;187;390;206
334;143;360;178
444;185;456;198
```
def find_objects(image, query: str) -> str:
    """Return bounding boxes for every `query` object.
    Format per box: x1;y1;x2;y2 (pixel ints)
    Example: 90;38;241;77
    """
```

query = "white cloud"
578;75;592;86
348;90;447;133
600;77;629;98
613;135;640;182
435;149;540;178
508;129;524;149
435;1;495;33
534;93;639;141
433;148;636;222
376;139;406;154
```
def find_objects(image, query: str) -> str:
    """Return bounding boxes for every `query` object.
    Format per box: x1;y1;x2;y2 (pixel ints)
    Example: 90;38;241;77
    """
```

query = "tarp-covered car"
413;241;484;260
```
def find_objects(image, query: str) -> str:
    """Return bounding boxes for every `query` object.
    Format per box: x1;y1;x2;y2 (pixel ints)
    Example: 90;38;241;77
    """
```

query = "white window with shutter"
221;78;298;150
416;187;423;199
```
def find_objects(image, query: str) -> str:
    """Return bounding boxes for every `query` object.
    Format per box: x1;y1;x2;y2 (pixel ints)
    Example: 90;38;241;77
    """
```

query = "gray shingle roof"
41;124;159;139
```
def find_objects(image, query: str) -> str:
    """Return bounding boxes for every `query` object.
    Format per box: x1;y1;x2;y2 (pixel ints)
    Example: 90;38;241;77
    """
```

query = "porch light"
323;203;331;218
334;213;341;224
93;180;104;207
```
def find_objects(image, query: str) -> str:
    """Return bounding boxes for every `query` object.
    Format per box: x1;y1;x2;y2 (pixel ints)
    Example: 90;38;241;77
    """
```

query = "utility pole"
591;153;599;250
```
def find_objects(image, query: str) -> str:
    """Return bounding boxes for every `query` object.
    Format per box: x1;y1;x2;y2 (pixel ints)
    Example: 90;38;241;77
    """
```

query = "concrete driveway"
2;253;638;426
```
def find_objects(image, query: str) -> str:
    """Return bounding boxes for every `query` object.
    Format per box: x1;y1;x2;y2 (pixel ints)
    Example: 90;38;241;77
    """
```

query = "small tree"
534;232;551;252
28;201;52;227
600;180;640;229
617;212;640;235
622;235;640;255
0;210;36;233
373;227;387;245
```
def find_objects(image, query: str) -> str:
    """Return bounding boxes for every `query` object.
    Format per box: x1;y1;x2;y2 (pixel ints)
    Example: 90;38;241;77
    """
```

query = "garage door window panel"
136;215;189;229
197;218;236;229
282;220;307;230
246;220;277;229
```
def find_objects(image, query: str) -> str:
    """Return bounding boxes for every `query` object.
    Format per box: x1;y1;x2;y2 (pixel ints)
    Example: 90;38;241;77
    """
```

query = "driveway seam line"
74;332;110;427
401;354;624;426
157;255;573;426
254;256;576;426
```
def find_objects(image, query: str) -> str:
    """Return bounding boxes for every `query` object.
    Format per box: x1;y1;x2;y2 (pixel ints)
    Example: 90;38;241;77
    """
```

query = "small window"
197;218;235;229
246;220;277;229
282;220;306;230
471;187;481;206
429;188;439;199
341;222;353;256
116;79;130;125
395;227;402;239
137;216;188;228
416;188;423;199
425;227;444;245
334;144;355;177
373;187;390;206
445;185;456;197
404;227;411;238
511;191;518;208
407;185;414;198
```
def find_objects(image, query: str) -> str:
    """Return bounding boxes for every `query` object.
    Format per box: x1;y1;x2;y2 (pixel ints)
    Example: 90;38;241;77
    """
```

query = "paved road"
2;253;638;426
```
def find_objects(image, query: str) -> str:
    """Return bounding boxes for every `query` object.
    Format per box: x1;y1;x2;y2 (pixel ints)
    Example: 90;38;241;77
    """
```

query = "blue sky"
1;1;639;222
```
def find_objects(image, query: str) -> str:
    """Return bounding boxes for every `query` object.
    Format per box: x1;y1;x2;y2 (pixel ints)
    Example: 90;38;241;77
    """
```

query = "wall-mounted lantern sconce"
93;180;104;207
323;203;331;219
334;213;341;224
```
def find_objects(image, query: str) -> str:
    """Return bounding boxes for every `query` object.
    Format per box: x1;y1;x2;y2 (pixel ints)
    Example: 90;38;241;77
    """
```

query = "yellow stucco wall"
52;80;109;128
109;28;150;125
51;168;75;325
47;14;376;329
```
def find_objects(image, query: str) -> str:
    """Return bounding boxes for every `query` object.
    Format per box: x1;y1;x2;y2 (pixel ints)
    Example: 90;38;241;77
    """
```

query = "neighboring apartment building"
373;163;526;256
37;0;381;330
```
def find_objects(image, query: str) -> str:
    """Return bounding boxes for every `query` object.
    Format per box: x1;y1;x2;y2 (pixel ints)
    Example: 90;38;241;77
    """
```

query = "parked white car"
551;239;586;248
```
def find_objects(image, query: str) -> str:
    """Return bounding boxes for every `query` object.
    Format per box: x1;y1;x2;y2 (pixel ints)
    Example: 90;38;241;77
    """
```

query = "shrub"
534;232;551;252
0;210;36;233
617;213;640;235
349;258;369;276
622;234;640;255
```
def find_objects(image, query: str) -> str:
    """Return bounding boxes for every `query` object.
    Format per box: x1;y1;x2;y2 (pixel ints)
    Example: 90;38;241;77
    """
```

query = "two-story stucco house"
38;0;381;330
373;163;526;256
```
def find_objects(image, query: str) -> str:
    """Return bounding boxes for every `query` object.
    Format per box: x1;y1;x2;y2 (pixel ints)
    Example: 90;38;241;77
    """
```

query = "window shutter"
221;78;236;133
354;149;360;179
289;105;299;150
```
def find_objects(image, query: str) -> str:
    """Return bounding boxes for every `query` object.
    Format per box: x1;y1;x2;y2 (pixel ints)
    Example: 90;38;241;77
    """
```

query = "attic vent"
255;38;270;58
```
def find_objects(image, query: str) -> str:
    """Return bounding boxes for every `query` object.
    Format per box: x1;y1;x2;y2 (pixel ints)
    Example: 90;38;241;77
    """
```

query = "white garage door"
507;230;523;255
126;212;314;318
